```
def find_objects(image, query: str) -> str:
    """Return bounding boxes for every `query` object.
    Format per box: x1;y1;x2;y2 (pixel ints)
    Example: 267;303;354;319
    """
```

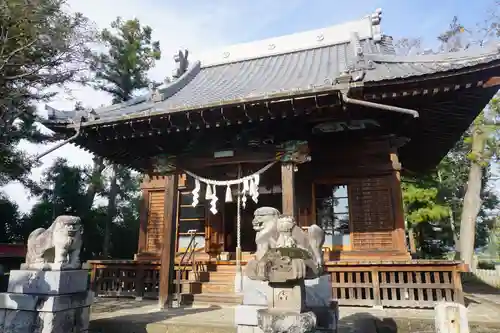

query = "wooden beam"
281;162;296;217
158;174;178;309
178;150;276;168
389;152;408;253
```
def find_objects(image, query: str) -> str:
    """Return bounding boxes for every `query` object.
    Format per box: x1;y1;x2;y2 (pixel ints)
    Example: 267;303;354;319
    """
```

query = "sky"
2;0;498;212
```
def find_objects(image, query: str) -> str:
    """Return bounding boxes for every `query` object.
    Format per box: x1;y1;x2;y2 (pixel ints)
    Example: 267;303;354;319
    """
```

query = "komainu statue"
244;208;327;333
25;215;83;269
246;207;325;281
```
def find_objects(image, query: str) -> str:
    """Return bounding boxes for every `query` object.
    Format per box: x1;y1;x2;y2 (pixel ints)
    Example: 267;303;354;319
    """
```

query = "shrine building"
42;9;500;308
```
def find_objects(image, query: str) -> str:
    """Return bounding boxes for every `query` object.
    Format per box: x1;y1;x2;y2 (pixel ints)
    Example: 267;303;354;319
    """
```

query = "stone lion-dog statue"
24;215;83;269
247;207;325;275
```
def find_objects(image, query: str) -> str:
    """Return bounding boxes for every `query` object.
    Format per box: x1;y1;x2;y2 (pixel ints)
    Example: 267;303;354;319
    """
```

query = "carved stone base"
235;305;336;332
0;292;92;333
0;269;92;332
257;309;316;333
241;275;332;307
236;275;336;332
8;270;89;295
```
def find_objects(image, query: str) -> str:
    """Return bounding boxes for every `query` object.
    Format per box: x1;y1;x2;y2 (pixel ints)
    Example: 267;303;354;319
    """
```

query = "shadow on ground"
463;274;500;295
338;312;399;332
89;305;226;333
89;299;500;333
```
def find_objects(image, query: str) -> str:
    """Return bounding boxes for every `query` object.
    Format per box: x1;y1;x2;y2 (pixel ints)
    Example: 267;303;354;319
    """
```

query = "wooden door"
205;210;224;254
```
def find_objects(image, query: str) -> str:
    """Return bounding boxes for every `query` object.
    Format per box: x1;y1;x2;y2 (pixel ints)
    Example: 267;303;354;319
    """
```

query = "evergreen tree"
0;0;95;188
0;194;21;243
90;17;160;257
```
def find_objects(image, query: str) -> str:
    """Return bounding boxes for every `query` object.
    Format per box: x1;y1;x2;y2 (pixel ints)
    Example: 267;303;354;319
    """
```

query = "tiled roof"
44;9;500;127
364;45;500;81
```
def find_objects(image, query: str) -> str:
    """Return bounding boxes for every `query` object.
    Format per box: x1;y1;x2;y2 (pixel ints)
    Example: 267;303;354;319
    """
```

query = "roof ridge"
198;8;383;68
367;42;500;63
200;42;356;69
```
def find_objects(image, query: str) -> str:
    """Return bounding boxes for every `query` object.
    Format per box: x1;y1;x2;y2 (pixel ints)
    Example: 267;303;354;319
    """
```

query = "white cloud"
2;0;295;212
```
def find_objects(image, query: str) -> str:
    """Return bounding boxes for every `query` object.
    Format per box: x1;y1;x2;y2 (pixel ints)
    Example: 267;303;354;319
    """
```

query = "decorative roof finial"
172;49;189;79
148;82;163;102
371;8;382;25
370;8;383;43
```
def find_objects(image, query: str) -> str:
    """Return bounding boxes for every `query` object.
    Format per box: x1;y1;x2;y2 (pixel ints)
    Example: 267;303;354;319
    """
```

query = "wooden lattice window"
349;177;394;250
177;191;205;235
314;184;350;249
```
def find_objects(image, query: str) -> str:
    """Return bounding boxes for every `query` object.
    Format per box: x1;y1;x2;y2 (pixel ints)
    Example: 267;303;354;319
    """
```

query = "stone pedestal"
435;302;469;333
0;269;92;333
235;275;337;333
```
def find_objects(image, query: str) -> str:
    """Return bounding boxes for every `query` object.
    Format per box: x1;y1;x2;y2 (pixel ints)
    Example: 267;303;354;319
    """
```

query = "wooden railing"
327;260;464;308
175;230;198;306
89;260;161;299
87;259;464;308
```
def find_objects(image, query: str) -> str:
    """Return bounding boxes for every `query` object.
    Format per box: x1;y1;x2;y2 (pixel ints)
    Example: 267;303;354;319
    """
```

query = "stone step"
192;292;243;306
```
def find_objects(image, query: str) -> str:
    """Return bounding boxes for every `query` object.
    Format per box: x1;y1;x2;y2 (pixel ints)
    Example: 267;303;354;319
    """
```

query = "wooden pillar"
281;162;296;217
136;188;149;255
158;174;178;309
389;152;408;253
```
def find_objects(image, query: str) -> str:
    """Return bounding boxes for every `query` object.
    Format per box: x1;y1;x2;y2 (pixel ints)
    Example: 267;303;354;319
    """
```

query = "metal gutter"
36;119;83;160
341;93;419;118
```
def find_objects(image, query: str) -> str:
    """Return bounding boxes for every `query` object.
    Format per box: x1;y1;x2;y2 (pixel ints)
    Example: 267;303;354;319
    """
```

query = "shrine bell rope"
183;159;279;215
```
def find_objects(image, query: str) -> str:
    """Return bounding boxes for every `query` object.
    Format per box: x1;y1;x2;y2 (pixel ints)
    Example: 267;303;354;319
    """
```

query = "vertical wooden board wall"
138;174;188;257
146;191;165;253
138;175;168;256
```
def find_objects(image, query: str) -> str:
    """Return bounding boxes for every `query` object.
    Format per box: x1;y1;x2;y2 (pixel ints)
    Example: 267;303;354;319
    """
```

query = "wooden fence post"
452;269;465;305
89;264;98;297
135;264;145;300
371;269;382;308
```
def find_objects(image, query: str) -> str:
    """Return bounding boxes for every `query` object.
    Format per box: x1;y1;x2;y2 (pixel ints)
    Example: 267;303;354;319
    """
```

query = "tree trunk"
449;207;461;260
103;164;119;258
408;228;417;254
85;157;105;210
459;126;486;267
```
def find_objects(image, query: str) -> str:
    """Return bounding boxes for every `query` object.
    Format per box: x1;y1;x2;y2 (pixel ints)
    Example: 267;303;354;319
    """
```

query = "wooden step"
173;280;202;294
187;271;210;282
192;292;243;306
206;263;238;272
207;271;236;282
201;281;234;294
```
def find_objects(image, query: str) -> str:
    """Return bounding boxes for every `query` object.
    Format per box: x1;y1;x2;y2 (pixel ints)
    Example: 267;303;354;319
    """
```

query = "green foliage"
0;158;141;260
0;0;95;187
0;194;21;243
402;181;449;225
90;17;161;103
89;17;160;256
